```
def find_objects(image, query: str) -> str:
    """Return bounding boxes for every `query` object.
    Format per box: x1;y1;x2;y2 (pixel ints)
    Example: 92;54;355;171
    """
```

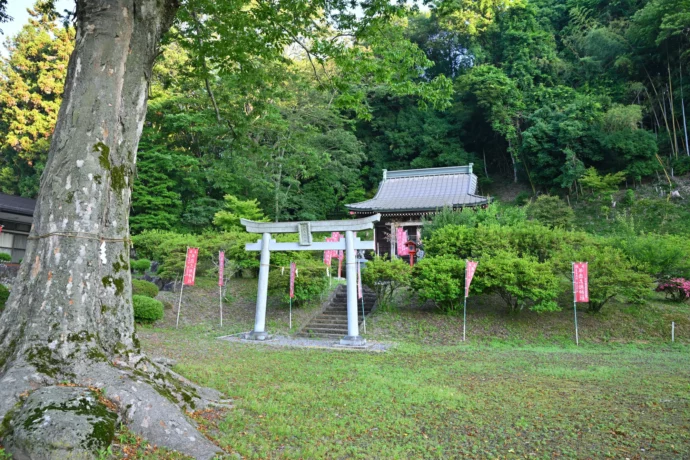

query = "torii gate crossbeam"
242;214;380;346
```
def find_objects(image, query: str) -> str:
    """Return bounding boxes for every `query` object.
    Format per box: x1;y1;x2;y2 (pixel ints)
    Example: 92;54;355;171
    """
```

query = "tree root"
0;355;231;460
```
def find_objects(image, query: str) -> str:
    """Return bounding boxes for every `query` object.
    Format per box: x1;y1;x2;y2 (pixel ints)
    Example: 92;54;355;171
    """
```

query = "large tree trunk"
0;1;225;458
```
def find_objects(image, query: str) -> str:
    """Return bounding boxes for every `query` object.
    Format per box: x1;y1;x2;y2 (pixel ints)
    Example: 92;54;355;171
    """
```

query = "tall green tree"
0;3;74;196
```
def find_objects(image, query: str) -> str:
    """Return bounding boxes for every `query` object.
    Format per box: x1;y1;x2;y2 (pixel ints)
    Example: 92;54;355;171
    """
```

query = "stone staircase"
296;284;377;339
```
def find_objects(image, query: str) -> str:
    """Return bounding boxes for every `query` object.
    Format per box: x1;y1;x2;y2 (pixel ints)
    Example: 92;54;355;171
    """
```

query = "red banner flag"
218;251;225;287
324;237;334;265
333;232;344;263
183;247;199;286
573;262;589;302
289;262;296;299
396;227;409;256
465;260;478;298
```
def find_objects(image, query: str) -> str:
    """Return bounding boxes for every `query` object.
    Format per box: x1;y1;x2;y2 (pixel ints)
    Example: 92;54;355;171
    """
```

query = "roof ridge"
384;164;473;180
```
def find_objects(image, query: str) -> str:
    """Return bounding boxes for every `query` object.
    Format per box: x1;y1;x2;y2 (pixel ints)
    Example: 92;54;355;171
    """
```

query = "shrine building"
345;165;490;257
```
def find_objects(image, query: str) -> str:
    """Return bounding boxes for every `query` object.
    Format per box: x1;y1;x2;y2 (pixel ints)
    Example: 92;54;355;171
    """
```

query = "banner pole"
176;282;184;329
176;247;189;329
463;295;467;342
572;262;579;346
361;295;366;334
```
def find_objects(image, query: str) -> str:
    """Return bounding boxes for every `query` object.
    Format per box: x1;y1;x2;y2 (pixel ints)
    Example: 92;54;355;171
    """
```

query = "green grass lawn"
140;327;690;459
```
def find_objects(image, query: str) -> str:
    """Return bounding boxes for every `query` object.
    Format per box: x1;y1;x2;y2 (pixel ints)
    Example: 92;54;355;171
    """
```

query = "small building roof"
346;165;488;213
0;193;36;216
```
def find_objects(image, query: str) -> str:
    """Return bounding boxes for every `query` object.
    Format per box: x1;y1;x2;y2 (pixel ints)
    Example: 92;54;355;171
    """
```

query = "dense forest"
1;0;689;233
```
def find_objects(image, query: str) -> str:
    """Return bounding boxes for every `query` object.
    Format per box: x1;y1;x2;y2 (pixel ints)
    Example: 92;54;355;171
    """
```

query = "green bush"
410;255;466;313
421;206;478;240
507;224;590;263
132;231;205;279
624;198;690;236
132;295;164;323
361;256;411;310
0;253;11;262
617;234;690;281
514;191;533;206
425;224;514;259
526;195;574;229
133;230;251;279
131;258;151;273
427;222;591;264
621;189;635;207
474;250;560;313
553;245;652;313
268;258;329;306
422;203;525;240
132;279;159;298
0;283;9;310
425;225;480;258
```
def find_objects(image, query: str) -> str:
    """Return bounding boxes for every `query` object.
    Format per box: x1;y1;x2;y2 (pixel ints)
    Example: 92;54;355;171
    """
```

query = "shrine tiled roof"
0;193;36;216
346;165;489;213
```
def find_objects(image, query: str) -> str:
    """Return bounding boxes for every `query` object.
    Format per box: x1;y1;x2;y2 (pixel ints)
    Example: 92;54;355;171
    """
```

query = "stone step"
308;318;349;325
305;318;367;326
294;285;376;338
329;301;376;308
333;294;376;299
303;323;350;329
301;327;349;335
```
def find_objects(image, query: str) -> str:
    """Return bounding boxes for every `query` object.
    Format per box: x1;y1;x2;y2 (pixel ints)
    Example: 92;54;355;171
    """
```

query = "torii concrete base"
340;336;367;346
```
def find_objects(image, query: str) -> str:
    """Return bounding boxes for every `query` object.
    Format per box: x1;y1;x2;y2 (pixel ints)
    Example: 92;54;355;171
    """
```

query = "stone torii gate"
242;214;381;346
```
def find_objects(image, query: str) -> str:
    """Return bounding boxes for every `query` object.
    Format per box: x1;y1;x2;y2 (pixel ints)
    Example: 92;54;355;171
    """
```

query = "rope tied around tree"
27;231;131;245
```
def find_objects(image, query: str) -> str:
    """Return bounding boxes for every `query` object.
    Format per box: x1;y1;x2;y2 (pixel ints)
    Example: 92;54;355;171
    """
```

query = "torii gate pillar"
242;214;380;346
249;232;272;341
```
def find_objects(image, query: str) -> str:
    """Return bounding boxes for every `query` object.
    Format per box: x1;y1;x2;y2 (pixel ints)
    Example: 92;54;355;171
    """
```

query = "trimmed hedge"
0;253;11;262
131;258;151;273
133;295;164;323
132;279;159;298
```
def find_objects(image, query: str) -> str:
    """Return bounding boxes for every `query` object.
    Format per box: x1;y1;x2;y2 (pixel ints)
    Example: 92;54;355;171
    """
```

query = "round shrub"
410;255;466;313
0;283;9;310
132;279;159;298
131;258;151;273
361;256;411;310
0;253;11;262
474;250;560;313
526;195;574;229
656;278;690;303
133;295;164;323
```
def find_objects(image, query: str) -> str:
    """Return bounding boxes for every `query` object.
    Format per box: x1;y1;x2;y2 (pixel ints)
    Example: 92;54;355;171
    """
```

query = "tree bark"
0;1;225;458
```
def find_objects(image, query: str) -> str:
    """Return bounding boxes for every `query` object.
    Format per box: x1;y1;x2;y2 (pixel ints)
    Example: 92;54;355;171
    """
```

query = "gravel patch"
217;333;393;352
